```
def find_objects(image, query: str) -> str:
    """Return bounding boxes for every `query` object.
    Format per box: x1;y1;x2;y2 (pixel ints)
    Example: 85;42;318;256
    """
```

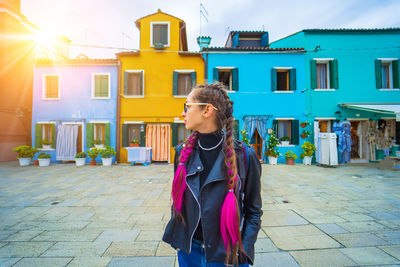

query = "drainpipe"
116;59;121;162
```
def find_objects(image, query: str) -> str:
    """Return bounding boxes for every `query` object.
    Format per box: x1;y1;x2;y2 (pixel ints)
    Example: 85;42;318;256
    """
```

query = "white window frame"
313;58;335;91
91;73;111;99
62;121;84;152
216;67;235;91
380;59;394;90
275;118;295;147
42;74;61;100
150;21;170;48
37;121;56;150
123;70;145;98
174;69;195;98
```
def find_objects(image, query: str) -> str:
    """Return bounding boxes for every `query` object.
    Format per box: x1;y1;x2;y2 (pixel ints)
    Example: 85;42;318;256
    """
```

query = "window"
93;123;105;143
271;68;296;91
35;123;55;149
273;119;299;145
213;68;239;91
177;124;191;144
93;74;110;98
128;124;141;143
310;59;338;90
151;22;170;47
318;120;333;133
42;124;53;142
173;71;196;96
375;59;399;89
43;75;60;99
124;71;144;96
121;123;145;147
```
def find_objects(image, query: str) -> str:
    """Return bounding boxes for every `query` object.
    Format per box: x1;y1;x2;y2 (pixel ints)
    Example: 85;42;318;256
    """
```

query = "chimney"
197;36;211;51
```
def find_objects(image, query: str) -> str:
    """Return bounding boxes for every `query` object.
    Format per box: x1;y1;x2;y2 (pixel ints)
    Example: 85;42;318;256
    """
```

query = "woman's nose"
181;110;186;117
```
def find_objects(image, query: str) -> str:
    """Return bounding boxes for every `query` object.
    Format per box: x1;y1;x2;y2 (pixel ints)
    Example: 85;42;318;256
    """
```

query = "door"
146;124;171;162
251;128;262;159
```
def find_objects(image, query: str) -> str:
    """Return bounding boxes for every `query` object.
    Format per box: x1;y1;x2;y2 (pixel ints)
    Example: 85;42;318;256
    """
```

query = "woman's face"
182;91;206;131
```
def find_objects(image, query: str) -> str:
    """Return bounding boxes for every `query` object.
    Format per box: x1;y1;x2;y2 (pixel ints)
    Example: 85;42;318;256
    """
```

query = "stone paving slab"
331;232;390;247
0;242;55;257
103;241;158;257
66;256;112;267
108;256;175;267
12;257;73;267
261;210;309;226
32;229;102;242
0;257;21;267
289;249;356;267
379;245;400;260
340;247;400;265
41;241;110;257
253;252;299;267
4;230;44;241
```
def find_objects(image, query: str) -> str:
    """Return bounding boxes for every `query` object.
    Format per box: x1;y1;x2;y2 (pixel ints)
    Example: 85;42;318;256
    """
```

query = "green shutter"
94;76;100;97
105;123;110;146
122;124;128;147
101;75;109;97
233;120;239;140
329;60;339;89
172;123;178;147
393;60;399;88
375;60;382;89
139;124;146;147
140;71;144;95
272;120;278;135
191;71;197;88
289;69;296;91
232;68;239;91
291;120;299;145
271;69;277;91
173;71;178;95
51;124;56;148
86;123;93;148
310;60;317;89
213;68;219;82
124;71;129;95
35;123;42;148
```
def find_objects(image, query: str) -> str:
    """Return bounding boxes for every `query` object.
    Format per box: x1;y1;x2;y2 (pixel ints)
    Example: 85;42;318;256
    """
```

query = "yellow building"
117;9;204;163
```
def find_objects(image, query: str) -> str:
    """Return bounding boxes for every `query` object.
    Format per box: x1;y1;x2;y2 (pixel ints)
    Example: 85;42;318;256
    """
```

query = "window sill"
42;98;60;101
122;95;145;98
277;144;296;147
314;89;336;91
39;148;55;151
274;91;294;93
173;95;188;98
379;89;400;91
226;90;236;93
92;97;111;100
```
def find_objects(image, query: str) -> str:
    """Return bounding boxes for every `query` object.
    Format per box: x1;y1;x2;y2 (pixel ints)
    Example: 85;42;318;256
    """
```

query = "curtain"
146;124;171;162
256;116;269;161
56;125;78;161
317;63;327;89
243;115;272;161
243;116;257;141
314;121;320;163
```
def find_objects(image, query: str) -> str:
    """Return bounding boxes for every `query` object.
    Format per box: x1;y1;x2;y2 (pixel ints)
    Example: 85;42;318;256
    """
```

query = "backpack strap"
240;141;249;177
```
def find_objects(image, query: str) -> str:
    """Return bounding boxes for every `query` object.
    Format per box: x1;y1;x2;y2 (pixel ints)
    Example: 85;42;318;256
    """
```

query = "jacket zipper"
185;171;201;254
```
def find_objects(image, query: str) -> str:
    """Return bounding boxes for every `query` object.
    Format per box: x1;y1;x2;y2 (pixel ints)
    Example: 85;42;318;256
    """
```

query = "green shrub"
99;146;116;158
37;152;51;159
41;139;51;145
75;152;87;159
13;146;38;158
87;148;100;160
93;139;103;145
284;151;297;160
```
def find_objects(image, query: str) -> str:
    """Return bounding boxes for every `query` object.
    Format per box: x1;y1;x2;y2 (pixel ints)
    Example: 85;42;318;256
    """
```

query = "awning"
340;103;400;118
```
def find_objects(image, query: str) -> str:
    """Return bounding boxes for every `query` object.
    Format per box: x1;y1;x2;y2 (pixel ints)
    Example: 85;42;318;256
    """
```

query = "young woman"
163;83;262;266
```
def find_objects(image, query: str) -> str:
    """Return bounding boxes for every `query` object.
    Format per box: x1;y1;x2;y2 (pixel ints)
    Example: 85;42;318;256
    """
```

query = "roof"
229;30;268;34
116;50;141;57
135;9;183;29
303;28;400;33
340;103;400;115
204;46;304;52
35;58;119;65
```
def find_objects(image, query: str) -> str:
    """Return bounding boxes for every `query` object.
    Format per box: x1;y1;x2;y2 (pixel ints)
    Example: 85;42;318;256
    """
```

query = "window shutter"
291;120;299;145
289;68;296;91
35;123;42;148
310;60;317;89
105;123;110;146
393;60;399;88
271;69;277;91
396;122;400;145
86;123;93;148
233;120;239;140
51;124;56;148
213;68;219;82
191;71;197;88
94;76;100;97
232;68;239;91
329;60;339;89
171;123;178;147
122;124;128;147
140;71;144;95
139;124;146;147
375;60;382;89
124;71;129;95
173;71;178;96
102;75;109;97
272;120;278;135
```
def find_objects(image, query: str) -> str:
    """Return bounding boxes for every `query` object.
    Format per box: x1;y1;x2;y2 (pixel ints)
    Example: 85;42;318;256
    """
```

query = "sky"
21;0;400;59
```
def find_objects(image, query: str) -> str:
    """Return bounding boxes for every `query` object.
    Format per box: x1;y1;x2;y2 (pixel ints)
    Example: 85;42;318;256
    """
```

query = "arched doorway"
251;128;262;159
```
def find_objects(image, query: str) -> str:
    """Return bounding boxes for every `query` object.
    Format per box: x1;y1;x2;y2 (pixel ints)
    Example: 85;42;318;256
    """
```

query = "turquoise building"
270;29;400;163
202;31;307;163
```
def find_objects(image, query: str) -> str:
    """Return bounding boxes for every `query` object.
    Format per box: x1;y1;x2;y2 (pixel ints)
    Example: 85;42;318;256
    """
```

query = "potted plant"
75;152;87;166
154;42;165;49
265;133;280;165
241;129;250;146
13;145;38;166
300;141;317;165
41;139;52;149
87;148;99;166
300;130;311;139
129;139;139;147
284;151;297;165
280;136;290;146
37;152;51;167
300;121;311;128
99;146;116;166
93;139;104;149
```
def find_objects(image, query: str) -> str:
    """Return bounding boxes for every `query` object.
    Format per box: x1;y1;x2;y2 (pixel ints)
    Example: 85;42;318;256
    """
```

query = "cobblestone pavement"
0;161;399;267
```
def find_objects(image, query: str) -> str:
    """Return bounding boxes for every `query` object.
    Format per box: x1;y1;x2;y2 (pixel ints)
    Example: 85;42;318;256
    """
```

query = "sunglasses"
183;103;218;113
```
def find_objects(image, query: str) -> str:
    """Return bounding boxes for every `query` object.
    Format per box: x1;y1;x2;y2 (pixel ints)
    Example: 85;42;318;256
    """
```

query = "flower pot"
90;160;97;166
303;156;312;165
38;158;50;167
281;141;290;146
286;158;295;165
300;123;307;128
300;134;307;139
75;158;86;166
18;157;31;167
102;157;112;166
33;160;39;166
42;145;51;149
268;156;277;165
94;144;104;149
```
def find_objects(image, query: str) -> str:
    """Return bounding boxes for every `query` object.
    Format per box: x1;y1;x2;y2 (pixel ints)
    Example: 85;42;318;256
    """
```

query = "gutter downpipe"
116;59;121;163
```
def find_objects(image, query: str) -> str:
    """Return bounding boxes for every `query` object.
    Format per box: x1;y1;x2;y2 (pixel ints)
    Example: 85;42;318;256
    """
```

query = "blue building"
202;31;306;163
31;57;119;163
270;28;400;163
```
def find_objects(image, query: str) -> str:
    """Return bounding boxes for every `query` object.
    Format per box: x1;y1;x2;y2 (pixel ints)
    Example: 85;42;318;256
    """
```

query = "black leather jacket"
162;140;262;265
